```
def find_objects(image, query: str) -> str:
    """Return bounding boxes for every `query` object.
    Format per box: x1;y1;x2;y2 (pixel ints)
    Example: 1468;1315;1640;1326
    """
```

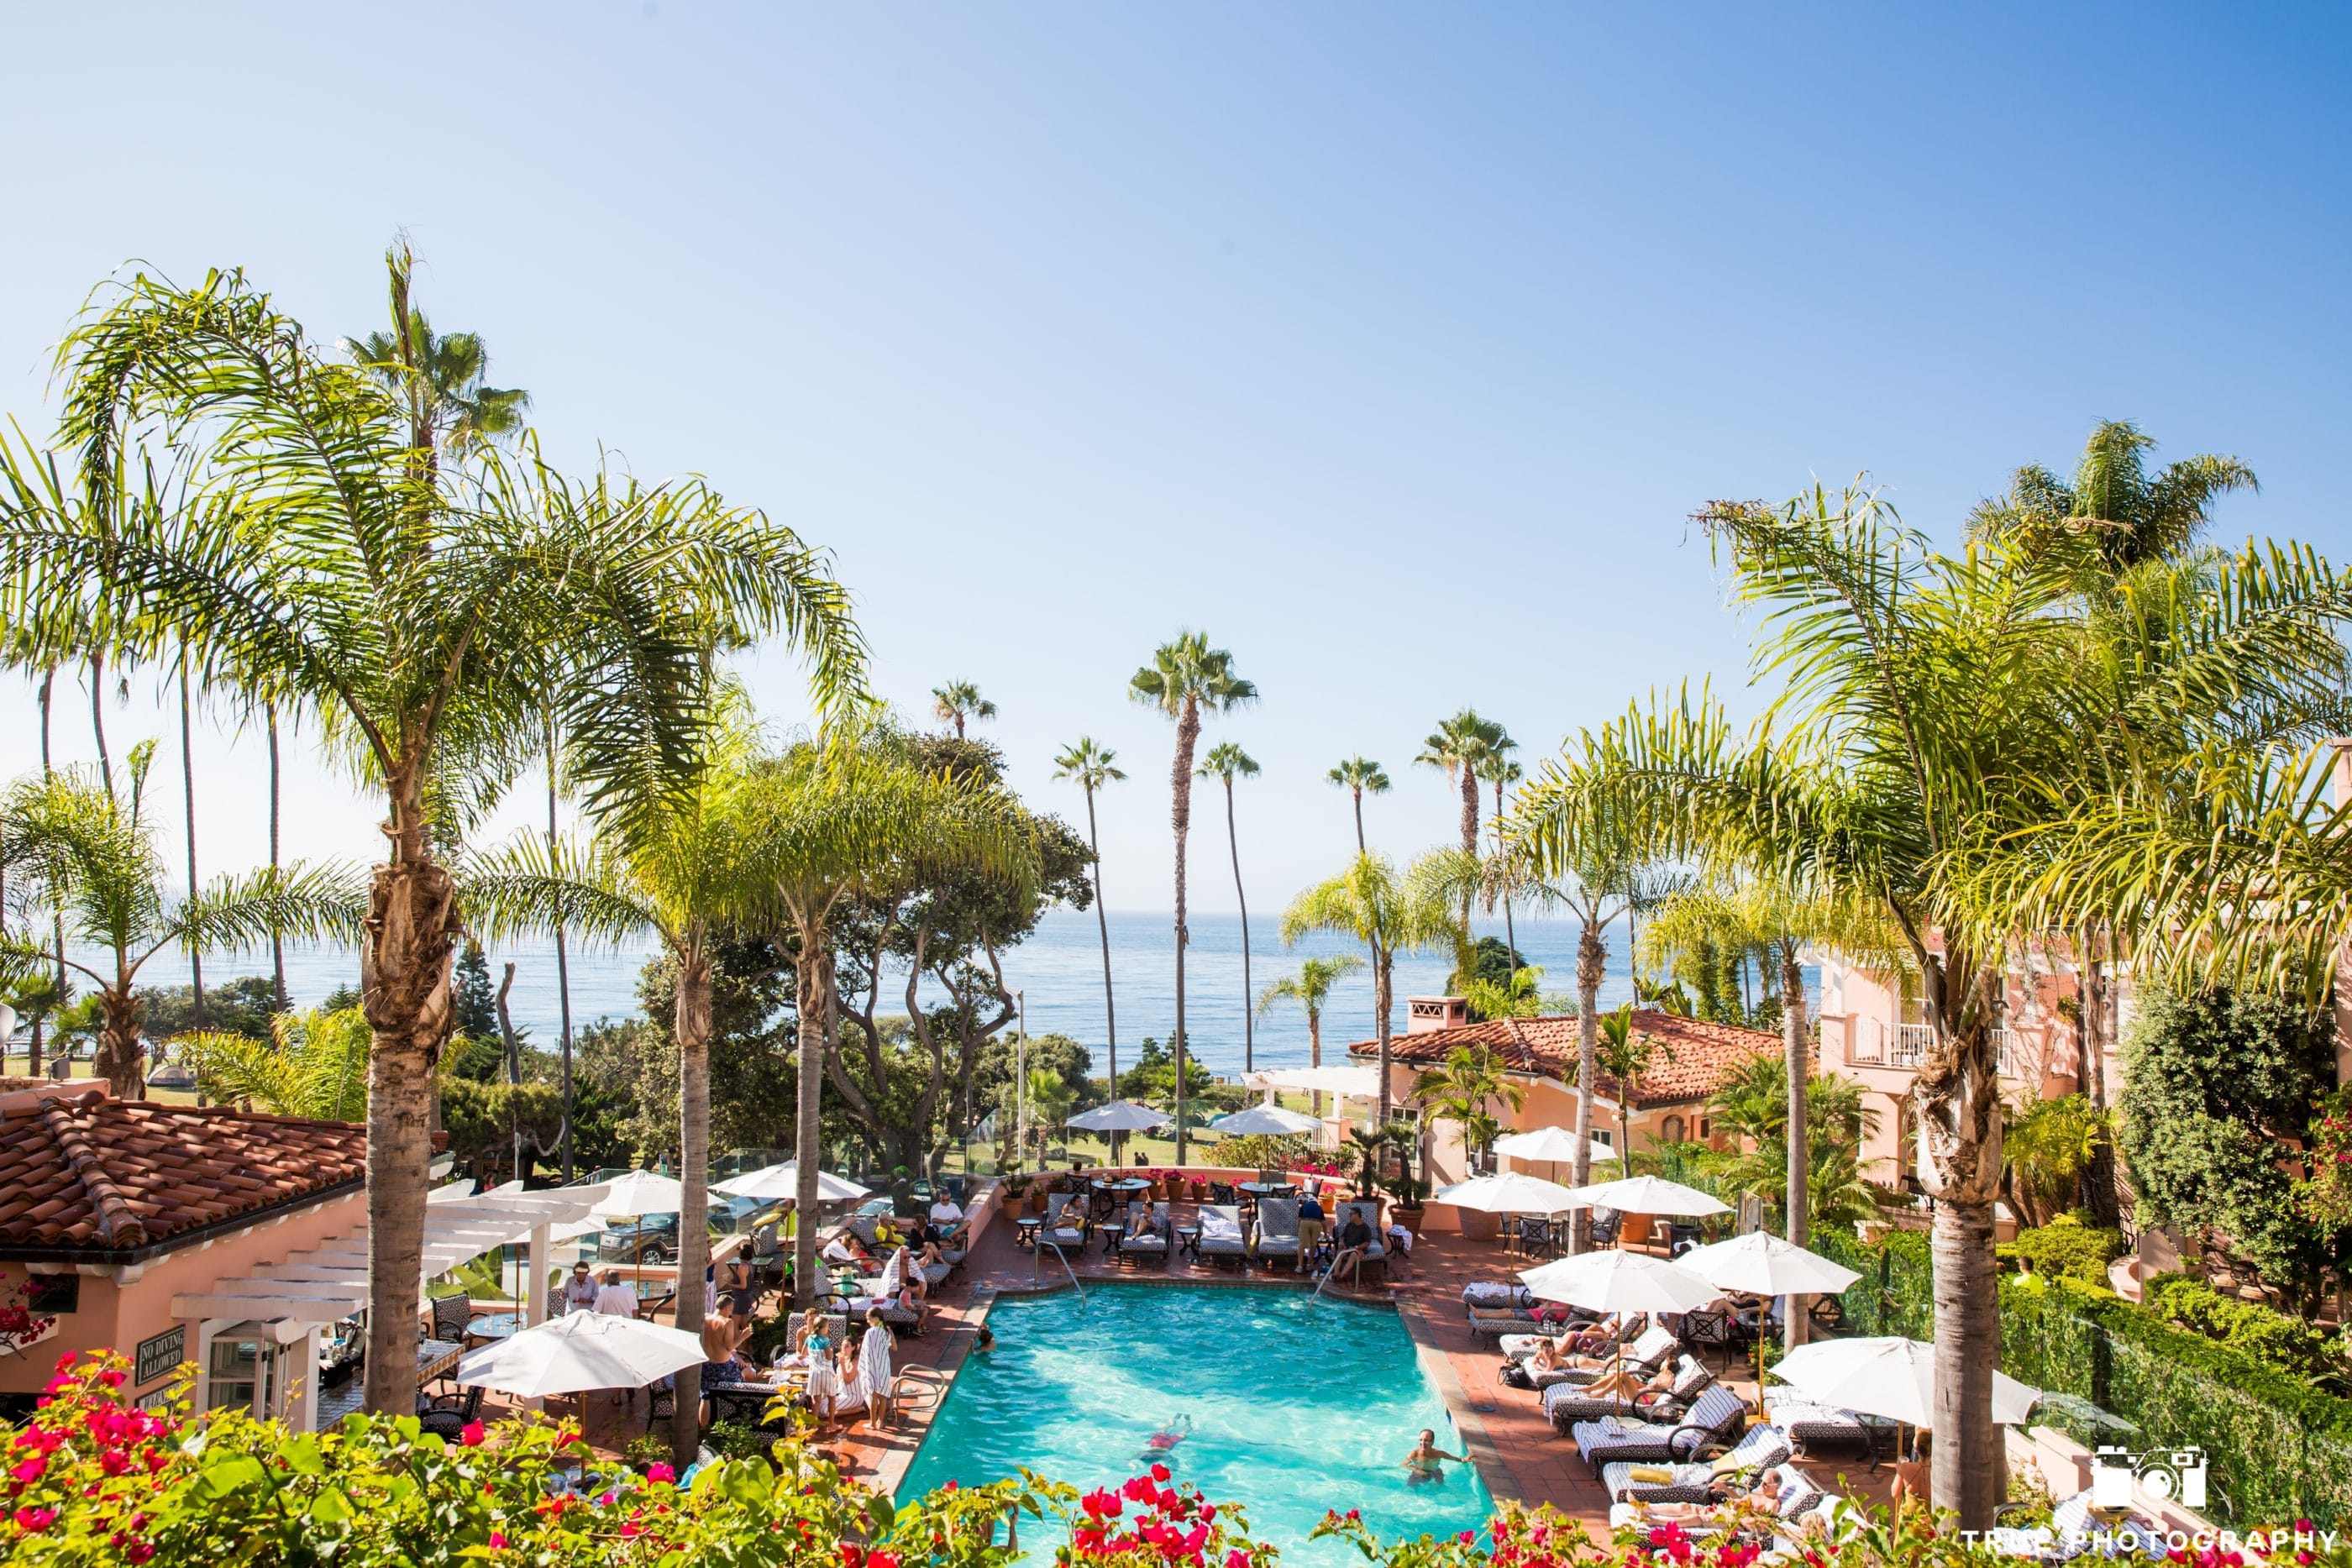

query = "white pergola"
170;1183;612;1429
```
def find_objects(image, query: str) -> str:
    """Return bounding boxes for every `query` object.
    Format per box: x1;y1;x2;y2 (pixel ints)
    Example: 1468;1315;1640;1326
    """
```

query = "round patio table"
1095;1177;1150;1197
469;1311;527;1341
1236;1181;1297;1199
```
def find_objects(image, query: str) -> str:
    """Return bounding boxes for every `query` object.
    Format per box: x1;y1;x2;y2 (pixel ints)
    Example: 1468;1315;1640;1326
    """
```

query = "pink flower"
842;1545;866;1568
9;1456;45;1485
13;1507;59;1533
1226;1551;1250;1568
867;1552;901;1568
459;1421;486;1447
1150;1462;1172;1483
488;1533;510;1551
1461;1532;1476;1545
98;1370;126;1389
646;1462;676;1484
123;1539;155;1565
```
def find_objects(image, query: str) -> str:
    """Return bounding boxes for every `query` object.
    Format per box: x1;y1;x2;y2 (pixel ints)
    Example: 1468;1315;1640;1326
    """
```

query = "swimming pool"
896;1285;1497;1564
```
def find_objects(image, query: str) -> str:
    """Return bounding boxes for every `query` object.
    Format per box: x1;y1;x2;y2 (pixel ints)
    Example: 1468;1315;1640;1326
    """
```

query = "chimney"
1406;996;1470;1034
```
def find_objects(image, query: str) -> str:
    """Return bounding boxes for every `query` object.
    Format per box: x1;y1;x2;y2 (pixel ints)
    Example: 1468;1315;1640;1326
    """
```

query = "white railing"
1853;1022;2014;1076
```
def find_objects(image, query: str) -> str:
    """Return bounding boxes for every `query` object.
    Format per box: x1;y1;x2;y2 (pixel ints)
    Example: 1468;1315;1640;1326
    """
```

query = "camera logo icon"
2092;1445;2207;1509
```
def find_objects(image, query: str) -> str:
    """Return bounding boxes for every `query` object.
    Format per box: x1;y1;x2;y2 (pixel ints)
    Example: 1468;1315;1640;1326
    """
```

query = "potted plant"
1388;1127;1429;1237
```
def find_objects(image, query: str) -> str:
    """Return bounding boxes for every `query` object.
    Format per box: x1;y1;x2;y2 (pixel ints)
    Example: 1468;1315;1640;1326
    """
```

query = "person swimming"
1137;1413;1193;1466
1401;1428;1469;1486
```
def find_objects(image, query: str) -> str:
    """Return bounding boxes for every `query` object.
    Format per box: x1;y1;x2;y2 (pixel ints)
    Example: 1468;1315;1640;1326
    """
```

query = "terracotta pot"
1394;1204;1425;1239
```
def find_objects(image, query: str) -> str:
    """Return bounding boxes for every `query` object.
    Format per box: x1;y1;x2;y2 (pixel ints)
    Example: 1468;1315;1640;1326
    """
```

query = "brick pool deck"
466;1199;1893;1528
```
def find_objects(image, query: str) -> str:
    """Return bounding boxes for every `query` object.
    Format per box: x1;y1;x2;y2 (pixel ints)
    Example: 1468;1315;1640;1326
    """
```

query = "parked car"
594;1198;777;1261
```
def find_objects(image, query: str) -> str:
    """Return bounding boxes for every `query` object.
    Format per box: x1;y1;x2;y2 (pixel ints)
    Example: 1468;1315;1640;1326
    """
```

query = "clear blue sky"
3;3;2346;916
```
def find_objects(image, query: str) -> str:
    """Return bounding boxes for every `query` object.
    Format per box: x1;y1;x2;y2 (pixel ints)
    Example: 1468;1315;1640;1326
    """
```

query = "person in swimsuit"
1402;1429;1469;1486
1137;1413;1192;1466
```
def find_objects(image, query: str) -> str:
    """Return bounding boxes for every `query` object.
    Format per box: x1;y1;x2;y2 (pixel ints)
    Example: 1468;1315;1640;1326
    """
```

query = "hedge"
1816;1229;2352;1527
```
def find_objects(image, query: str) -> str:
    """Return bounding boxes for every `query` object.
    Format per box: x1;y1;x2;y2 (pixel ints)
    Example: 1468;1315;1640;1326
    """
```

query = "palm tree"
1411;1044;1526;1174
265;702;287;1011
176;662;205;1028
1416;710;1506;859
1198;741;1262;1072
1130;632;1257;1162
1053;737;1126;1091
180;1004;370;1122
931;680;995;738
1591;1004;1664;1176
1254;954;1363;1116
1326;757;1390;852
1279;851;1456;1128
0;759;362;1097
465;704;781;1466
1;253;867;1418
1485;753;1524;959
344;279;532;457
1966;418;2255;573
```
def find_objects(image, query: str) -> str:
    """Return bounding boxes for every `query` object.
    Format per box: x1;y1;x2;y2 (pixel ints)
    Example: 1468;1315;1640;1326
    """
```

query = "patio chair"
1039;1192;1089;1255
1598;1422;1791;1506
1545;1352;1713;1431
1525;1324;1681;1390
645;1377;676;1433
1588;1209;1621;1247
1572;1385;1749;1476
1759;1388;1891;1463
1252;1198;1304;1271
1195;1204;1250;1271
1462;1281;1536;1314
1328;1200;1387;1284
1119;1201;1172;1267
428;1292;485;1346
417;1383;486;1442
1209;1181;1240;1206
850;1214;952;1286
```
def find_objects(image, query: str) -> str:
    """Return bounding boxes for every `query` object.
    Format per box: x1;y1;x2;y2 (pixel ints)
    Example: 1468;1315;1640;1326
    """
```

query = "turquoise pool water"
897;1285;1496;1564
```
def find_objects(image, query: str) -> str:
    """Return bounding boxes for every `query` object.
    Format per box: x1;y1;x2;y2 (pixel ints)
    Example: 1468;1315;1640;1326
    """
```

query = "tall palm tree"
1053;737;1126;1090
0;759;362;1097
1326;757;1390;852
1486;753;1525;959
1965;418;2255;573
1278;851;1456;1129
1255;953;1363;1115
176;661;205;1028
1591;1004;1656;1175
466;702;781;1466
1198;741;1262;1072
1411;1043;1526;1173
931;680;995;738
1130;632;1256;1162
344;283;531;457
1;253;867;1418
1416;710;1506;859
543;714;576;1180
752;736;1034;1304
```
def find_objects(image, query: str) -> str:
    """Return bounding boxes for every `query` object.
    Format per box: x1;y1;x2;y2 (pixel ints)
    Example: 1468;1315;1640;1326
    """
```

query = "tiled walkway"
465;1202;1893;1529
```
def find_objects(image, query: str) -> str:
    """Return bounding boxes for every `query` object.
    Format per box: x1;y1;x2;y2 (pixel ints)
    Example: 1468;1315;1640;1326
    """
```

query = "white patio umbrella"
1494;1125;1617;1167
1243;1063;1380;1099
1773;1335;2040;1429
1678;1231;1864;1406
1519;1250;1725;1387
1433;1172;1588;1214
1068;1101;1173;1131
1567;1173;1733;1219
592;1169;685;1215
455;1310;706;1399
714;1162;870;1204
1209;1104;1323;1136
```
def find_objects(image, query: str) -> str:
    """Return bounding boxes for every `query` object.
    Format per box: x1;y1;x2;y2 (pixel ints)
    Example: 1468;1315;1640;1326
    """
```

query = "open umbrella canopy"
1519;1249;1725;1315
590;1169;685;1216
1432;1172;1588;1215
1773;1336;2040;1428
1493;1125;1616;1167
455;1311;706;1398
1243;1064;1379;1099
1068;1100;1174;1132
715;1162;869;1203
1209;1104;1324;1135
1567;1174;1732;1218
1677;1230;1863;1298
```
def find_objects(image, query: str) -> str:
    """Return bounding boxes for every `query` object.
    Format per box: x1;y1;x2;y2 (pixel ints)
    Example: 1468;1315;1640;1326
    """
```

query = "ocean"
118;909;1654;1081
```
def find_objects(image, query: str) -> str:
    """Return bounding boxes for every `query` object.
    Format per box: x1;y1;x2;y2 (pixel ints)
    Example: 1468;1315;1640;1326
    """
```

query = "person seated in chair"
822;1230;877;1271
1326;1210;1378;1286
927;1193;967;1241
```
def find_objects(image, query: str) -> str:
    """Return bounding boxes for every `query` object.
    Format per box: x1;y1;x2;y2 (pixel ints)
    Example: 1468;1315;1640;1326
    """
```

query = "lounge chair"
1462;1281;1536;1313
1328;1200;1387;1284
1195;1204;1249;1270
1252;1198;1303;1272
1545;1352;1713;1430
1040;1193;1089;1254
1760;1387;1893;1462
848;1214;953;1285
1599;1423;1791;1505
1119;1201;1172;1267
1501;1312;1643;1361
1525;1324;1680;1390
2031;1491;2171;1562
1572;1385;1749;1476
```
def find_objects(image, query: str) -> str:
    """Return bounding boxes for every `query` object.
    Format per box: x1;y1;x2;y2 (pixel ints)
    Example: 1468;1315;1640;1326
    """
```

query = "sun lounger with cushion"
1529;1324;1682;1389
1119;1201;1171;1266
1462;1281;1536;1312
1330;1200;1387;1283
1545;1353;1712;1430
1572;1385;1748;1474
1760;1387;1893;1461
1598;1424;1792;1506
1252;1198;1303;1271
1041;1193;1089;1253
1196;1204;1249;1269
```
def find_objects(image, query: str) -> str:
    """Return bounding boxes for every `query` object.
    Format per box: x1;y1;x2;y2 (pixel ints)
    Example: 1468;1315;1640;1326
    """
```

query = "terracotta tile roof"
1346;1009;1782;1108
0;1090;364;1255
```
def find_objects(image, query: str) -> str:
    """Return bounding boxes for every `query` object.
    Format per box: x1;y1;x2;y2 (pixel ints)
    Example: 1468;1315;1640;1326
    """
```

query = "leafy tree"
1053;737;1126;1087
1198;742;1262;1072
1592;1003;1661;1171
452;942;500;1040
1116;1035;1211;1104
1966;418;2256;574
2003;1094;2112;1228
973;1030;1095;1123
1326;756;1389;852
1023;1066;1076;1154
438;1075;566;1186
2118;987;2343;1300
180;1005;372;1123
3;249;865;1419
930;680;995;738
1256;954;1363;1114
1460;965;1543;1023
139;974;279;1042
1130;632;1256;1162
1704;1053;1884;1234
1279;851;1457;1129
1411;1044;1525;1172
344;298;531;456
1415;709;1508;861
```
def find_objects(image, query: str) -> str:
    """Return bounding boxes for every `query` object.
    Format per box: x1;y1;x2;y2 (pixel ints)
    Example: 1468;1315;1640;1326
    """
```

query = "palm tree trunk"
360;778;462;1419
1917;972;2003;1528
88;651;113;802
1457;768;1478;857
791;926;830;1307
2079;935;2119;1226
97;979;144;1100
1494;779;1517;964
1223;778;1252;1074
1308;1009;1324;1119
179;667;205;1029
267;704;286;1012
1779;938;1810;1349
1373;947;1394;1130
1084;784;1117;1093
1171;698;1200;1164
549;726;575;1182
1351;787;1366;854
671;937;713;1467
36;667;53;1080
1570;912;1604;1253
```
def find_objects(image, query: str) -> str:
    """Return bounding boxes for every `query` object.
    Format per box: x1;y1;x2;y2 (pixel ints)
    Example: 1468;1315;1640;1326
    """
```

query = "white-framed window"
202;1329;286;1419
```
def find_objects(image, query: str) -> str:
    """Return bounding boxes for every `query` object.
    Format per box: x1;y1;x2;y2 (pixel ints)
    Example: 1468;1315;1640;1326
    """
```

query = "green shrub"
2141;1270;2340;1380
1998;1215;2124;1285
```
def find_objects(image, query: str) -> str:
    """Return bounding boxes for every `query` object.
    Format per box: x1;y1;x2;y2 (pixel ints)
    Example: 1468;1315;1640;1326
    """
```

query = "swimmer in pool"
1401;1429;1469;1486
1137;1413;1193;1466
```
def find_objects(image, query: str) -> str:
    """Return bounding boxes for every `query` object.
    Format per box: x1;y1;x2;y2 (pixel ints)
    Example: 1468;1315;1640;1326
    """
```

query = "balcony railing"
1852;1023;2015;1077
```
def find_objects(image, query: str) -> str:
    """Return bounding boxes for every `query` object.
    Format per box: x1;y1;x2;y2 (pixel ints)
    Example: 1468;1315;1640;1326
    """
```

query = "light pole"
1014;990;1028;1170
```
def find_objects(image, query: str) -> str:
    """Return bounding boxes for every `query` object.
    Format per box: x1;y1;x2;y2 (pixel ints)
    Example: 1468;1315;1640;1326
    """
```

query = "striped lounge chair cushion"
1603;1424;1788;1500
1463;1282;1535;1311
1574;1387;1746;1467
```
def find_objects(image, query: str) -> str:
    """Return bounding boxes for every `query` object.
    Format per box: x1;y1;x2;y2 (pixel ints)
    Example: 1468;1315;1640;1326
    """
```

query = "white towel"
1200;1212;1242;1241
